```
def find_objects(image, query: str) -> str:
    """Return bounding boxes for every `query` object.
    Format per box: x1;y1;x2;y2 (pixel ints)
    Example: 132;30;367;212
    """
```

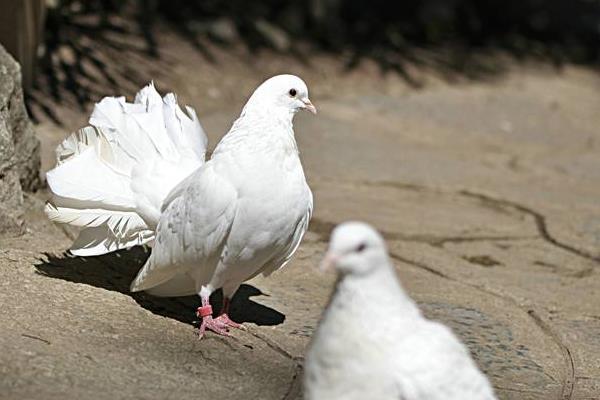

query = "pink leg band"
197;305;213;318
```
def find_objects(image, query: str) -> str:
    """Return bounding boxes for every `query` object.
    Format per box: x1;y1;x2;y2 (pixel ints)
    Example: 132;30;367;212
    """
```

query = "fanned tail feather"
45;82;207;256
45;203;154;256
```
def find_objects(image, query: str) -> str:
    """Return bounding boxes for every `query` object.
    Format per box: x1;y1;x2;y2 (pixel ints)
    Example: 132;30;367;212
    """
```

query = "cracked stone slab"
310;181;538;241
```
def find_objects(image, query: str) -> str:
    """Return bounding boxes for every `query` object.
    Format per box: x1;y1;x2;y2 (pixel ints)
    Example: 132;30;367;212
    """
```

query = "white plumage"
304;222;497;400
46;83;206;255
46;75;316;335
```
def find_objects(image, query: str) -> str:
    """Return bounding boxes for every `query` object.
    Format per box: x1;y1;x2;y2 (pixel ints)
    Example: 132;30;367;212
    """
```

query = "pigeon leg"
214;296;243;329
196;293;231;338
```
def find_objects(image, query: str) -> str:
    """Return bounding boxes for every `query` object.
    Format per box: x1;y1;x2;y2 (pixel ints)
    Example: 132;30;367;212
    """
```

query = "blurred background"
1;0;599;118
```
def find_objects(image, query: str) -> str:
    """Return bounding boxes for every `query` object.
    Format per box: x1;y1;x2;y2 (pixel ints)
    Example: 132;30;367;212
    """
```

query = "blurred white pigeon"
304;222;497;400
45;75;316;336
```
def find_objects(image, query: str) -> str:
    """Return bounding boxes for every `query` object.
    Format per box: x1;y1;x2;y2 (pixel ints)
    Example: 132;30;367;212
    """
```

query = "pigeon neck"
241;102;296;125
334;264;420;319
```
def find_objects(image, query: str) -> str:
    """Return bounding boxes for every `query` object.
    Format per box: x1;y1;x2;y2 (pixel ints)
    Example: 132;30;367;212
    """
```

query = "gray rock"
0;44;40;235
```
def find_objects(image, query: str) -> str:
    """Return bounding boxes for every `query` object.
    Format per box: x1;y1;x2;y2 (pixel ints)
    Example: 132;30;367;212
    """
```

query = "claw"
197;315;232;338
214;313;244;330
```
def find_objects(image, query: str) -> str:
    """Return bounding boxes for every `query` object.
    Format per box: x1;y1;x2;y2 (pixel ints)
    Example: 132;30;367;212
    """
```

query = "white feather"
45;83;207;255
69;225;154;256
47;147;135;209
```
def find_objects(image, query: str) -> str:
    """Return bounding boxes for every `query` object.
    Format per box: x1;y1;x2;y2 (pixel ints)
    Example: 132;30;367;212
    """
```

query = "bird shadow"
34;247;285;327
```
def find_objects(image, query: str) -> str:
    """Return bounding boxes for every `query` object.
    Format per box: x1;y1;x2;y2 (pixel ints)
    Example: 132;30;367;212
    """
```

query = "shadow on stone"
35;246;285;327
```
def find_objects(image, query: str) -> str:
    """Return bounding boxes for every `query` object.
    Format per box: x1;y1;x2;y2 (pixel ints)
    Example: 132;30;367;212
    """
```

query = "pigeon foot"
214;313;244;330
196;305;231;338
197;315;231;338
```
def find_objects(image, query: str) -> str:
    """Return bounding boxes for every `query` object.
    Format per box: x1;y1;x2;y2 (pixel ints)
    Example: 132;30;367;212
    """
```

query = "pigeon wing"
130;166;237;292
259;189;313;278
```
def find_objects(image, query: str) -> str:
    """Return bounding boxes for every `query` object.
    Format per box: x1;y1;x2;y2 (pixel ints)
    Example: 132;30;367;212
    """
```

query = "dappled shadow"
28;2;171;124
28;0;600;123
35;247;285;327
153;0;600;67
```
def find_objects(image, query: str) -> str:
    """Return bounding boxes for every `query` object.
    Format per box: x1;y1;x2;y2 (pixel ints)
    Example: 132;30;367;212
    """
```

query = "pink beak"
302;98;317;114
319;252;337;272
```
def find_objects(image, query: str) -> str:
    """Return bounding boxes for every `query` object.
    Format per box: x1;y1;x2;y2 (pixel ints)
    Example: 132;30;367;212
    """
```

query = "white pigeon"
304;222;497;400
45;75;316;336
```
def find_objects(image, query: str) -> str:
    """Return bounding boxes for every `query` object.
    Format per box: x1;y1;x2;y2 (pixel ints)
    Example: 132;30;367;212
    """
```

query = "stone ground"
2;27;600;400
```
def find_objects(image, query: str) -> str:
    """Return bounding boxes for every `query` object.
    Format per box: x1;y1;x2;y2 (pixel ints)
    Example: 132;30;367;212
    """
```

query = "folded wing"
130;166;238;293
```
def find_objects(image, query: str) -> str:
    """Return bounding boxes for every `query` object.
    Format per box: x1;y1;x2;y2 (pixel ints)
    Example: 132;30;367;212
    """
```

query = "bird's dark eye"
288;88;297;97
356;243;367;253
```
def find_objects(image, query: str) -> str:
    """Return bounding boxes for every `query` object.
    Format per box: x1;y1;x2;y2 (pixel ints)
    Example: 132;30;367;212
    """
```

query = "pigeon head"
321;221;388;276
245;74;317;115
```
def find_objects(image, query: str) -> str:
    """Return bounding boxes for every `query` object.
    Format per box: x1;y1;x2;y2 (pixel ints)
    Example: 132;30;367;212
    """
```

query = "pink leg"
196;294;231;338
214;297;243;329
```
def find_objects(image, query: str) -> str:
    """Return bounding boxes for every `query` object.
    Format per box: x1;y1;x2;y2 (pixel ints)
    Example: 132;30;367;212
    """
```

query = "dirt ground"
1;26;600;400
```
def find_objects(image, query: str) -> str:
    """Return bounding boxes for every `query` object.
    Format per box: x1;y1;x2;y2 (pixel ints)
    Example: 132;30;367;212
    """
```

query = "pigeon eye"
355;243;367;253
288;88;297;97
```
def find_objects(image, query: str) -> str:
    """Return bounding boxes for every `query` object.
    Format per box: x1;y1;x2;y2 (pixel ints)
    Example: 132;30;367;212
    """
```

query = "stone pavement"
1;64;600;399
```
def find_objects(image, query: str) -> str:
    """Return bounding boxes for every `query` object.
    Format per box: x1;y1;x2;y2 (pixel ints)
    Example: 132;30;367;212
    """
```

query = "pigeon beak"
319;252;338;272
302;98;317;114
